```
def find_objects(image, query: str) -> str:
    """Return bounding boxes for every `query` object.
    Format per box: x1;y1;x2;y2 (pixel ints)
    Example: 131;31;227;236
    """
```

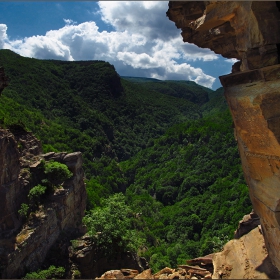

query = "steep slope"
0;49;253;277
0;67;86;278
0;49;207;170
120;109;251;271
122;77;211;105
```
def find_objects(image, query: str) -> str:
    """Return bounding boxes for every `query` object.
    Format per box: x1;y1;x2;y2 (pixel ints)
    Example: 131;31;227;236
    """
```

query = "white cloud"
98;1;178;40
225;58;238;63
0;24;8;48
0;1;219;88
63;19;77;26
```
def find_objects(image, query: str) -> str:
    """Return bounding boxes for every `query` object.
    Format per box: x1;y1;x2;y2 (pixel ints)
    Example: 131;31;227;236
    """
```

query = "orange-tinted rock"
121;269;139;279
167;2;280;71
134;268;154;279
212;227;280;279
98;270;125;279
234;210;260;238
187;254;214;266
167;1;280;273
219;65;280;270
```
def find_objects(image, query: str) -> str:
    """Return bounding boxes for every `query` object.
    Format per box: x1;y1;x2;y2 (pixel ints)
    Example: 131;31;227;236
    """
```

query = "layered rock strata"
97;266;213;279
212;227;280;279
0;128;86;278
167;0;280;273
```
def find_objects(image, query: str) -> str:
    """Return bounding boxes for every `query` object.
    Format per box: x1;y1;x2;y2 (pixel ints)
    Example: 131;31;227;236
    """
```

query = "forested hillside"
0;50;251;272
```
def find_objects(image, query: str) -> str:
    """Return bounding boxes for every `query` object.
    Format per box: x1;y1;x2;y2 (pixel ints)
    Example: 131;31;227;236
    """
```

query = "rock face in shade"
167;1;280;72
167;0;280;273
0;128;86;278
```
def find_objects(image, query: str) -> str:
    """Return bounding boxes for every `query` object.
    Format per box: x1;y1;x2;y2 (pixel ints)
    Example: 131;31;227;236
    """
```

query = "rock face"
212;227;280;279
167;0;280;274
69;234;148;279
234;210;260;239
97;266;213;279
167;2;280;72
0;128;86;278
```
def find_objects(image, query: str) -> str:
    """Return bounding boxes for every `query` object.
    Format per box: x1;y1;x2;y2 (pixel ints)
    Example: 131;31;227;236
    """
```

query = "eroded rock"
0;129;86;278
167;1;280;71
70;234;148;279
167;1;280;273
234;210;260;238
213;227;280;279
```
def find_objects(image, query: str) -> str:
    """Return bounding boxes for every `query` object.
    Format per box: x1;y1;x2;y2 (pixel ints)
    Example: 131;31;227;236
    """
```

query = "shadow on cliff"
256;255;280;279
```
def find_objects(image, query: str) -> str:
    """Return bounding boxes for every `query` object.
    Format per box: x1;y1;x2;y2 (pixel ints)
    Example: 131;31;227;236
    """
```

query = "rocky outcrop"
0;128;86;278
0;129;22;236
0;128;42;237
97;266;213;279
167;2;280;72
212;227;280;279
167;1;280;273
234;210;260;239
69;234;148;279
96;223;280;279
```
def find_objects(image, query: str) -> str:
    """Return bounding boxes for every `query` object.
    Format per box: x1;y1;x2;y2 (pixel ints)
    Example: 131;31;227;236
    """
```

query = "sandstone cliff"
167;0;280;276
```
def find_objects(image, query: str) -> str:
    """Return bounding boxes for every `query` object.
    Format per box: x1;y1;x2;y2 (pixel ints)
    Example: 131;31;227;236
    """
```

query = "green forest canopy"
0;49;251;272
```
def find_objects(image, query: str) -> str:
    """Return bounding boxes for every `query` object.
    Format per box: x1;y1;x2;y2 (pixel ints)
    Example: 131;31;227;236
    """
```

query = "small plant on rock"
44;161;73;189
18;203;29;219
28;184;46;207
23;265;65;279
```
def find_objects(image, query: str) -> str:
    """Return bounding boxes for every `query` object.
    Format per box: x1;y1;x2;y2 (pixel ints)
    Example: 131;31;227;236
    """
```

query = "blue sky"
0;1;235;89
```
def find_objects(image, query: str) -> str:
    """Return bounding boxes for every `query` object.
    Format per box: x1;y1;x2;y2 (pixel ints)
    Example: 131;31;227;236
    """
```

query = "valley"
0;49;251;277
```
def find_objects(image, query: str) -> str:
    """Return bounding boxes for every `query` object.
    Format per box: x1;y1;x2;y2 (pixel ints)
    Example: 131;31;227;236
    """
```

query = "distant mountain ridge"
0;49;222;173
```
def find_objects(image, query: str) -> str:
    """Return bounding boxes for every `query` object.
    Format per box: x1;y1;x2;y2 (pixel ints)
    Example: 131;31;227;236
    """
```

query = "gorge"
1;1;280;279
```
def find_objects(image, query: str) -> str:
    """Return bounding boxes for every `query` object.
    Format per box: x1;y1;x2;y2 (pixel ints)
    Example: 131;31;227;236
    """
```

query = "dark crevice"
276;44;280;64
260;92;280;145
276;1;280;11
276;2;280;63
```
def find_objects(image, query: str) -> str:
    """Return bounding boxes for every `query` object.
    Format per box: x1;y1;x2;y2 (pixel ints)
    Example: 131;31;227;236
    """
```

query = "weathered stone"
187;254;214;266
0;128;86;278
134;268;154;279
121;268;139;279
234;210;260;238
167;271;181;279
178;265;206;271
0;130;23;235
167;1;280;71
167;1;280;273
154;267;175;279
212;227;280;279
70;241;147;279
98;270;124;279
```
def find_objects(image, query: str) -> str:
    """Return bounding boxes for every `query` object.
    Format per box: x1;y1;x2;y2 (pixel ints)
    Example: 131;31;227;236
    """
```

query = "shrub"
23;265;65;279
83;193;144;255
28;184;46;201
18;203;29;218
44;161;73;188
